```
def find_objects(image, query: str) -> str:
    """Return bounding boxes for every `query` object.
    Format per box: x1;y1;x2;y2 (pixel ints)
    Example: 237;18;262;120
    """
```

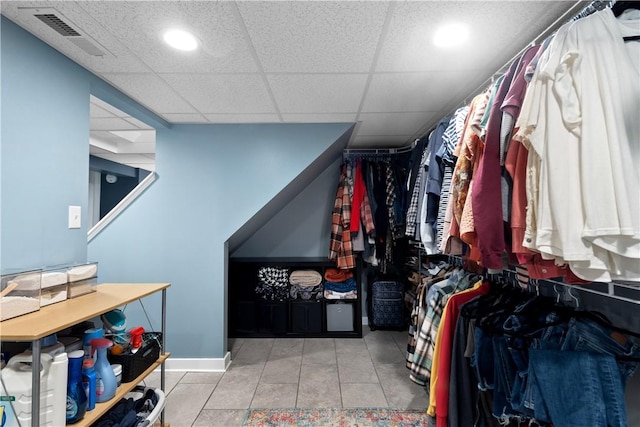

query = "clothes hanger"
612;1;639;17
611;1;640;41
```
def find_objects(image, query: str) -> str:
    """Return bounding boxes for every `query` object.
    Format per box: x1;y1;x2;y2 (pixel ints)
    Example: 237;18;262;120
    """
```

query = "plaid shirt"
405;267;450;369
409;269;472;386
329;165;356;269
405;149;430;237
361;190;375;235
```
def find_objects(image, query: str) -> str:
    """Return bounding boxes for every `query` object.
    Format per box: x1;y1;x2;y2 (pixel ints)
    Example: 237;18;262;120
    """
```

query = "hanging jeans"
529;349;626;427
527;317;640;427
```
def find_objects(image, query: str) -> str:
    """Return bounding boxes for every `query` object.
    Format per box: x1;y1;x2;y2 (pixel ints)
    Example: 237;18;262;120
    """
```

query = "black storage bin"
290;301;322;333
108;332;162;383
233;301;257;334
258;301;288;335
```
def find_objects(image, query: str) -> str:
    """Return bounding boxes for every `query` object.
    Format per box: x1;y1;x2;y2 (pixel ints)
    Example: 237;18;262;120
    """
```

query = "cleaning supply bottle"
66;350;87;424
90;338;117;403
82;358;97;411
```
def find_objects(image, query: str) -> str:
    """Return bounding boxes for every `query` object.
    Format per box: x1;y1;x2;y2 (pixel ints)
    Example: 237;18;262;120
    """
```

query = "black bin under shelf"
258;301;288;335
290;300;322;334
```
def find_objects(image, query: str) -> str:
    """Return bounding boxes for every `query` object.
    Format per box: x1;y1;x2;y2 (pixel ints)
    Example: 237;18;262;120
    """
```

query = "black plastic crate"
108;332;162;383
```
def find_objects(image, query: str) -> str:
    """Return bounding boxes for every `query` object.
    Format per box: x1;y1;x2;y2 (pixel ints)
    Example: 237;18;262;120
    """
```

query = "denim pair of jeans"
527;317;640;426
529;348;626;427
472;326;494;391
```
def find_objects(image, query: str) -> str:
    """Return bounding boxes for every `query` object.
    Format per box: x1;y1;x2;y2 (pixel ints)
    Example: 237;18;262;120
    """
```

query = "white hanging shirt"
522;9;640;282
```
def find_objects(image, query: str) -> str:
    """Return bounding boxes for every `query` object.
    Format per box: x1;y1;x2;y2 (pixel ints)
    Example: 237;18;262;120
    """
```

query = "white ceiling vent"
31;11;108;57
34;14;81;37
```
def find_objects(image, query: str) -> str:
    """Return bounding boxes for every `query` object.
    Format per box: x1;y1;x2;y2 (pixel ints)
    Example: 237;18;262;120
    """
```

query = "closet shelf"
77;352;170;427
1;283;170;341
1;283;170;427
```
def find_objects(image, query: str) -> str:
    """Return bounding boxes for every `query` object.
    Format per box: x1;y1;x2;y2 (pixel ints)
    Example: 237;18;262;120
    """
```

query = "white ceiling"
2;0;578;165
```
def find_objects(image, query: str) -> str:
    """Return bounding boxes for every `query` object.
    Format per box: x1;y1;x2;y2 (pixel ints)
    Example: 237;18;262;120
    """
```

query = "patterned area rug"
243;408;429;426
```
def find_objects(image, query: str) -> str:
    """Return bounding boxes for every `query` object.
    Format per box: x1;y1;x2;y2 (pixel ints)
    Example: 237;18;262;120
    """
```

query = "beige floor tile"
232;338;274;365
224;361;265;381
302;338;336;365
179;371;224;384
337;355;379;383
375;363;428;409
192;409;247;426
335;338;368;354
269;338;304;360
260;357;301;384
162;383;215;427
204;380;259;410
297;376;342;408
367;341;407;365
137;370;185;394
340;383;388;408
250;383;298;408
299;362;339;384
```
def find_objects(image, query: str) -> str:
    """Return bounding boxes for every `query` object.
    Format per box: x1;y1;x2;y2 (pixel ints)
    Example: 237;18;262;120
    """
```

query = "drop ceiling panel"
122;116;155;130
268;74;368;114
361;71;480;113
89;103;115;119
237;1;389;73
375;1;572;73
162;113;208;123
161;73;276;114
281;113;357;123
102;73;197;115
76;1;258;73
2;2;150;73
203;114;281;124
91;96;129;118
90;117;141;132
357;112;440;137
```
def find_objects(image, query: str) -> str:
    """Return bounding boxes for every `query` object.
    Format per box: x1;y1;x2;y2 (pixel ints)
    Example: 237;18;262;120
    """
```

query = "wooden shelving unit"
0;283;170;427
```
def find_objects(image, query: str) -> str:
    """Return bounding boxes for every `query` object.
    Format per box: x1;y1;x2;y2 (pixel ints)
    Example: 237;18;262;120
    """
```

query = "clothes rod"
343;143;415;157
418;251;640;307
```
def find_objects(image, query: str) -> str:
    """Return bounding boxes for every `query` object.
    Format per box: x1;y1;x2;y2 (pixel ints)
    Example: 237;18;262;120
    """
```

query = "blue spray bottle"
82;358;97;411
90;338;117;403
66;350;87;424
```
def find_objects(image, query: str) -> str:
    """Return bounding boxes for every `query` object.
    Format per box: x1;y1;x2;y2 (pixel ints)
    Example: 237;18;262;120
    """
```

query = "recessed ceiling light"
163;29;198;51
433;23;470;48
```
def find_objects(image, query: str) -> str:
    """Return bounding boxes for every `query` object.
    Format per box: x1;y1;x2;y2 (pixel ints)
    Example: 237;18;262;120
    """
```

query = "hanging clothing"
519;9;640;281
329;164;356;269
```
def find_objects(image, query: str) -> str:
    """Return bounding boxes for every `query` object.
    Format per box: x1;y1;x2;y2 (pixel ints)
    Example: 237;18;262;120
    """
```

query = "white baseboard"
362;316;368;325
163;352;231;372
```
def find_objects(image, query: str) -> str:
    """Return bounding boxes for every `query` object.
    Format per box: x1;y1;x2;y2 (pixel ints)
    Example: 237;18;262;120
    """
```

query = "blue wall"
0;17;165;271
231;157;342;258
1;15;354;359
1;17;91;270
88;123;352;358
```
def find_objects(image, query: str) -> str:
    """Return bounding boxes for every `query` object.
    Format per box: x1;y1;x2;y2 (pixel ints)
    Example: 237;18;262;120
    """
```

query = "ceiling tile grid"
161;73;277;115
267;74;369;114
101;73;199;115
2;0;578;158
204;113;281;124
76;1;259;74
236;1;391;73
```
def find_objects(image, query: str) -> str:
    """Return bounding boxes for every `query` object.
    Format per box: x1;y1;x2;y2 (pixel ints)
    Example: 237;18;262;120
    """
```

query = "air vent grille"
35;14;80;37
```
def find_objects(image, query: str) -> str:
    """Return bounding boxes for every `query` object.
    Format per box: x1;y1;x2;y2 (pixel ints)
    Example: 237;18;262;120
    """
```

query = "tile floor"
139;326;640;427
140;327;429;427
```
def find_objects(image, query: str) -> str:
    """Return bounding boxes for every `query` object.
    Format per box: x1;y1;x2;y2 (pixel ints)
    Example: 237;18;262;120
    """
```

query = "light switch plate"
68;205;81;229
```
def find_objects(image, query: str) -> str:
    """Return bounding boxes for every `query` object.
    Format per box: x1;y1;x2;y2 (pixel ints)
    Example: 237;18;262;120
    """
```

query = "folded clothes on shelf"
289;270;322;287
324;268;353;283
